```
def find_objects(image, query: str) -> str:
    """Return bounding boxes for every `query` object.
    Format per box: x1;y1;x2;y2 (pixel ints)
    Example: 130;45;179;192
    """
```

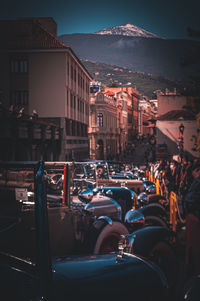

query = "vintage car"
74;161;145;193
0;161;170;300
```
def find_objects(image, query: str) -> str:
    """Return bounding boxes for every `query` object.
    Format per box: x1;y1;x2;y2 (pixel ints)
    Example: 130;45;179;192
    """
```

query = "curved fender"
148;194;166;202
96;216;113;225
139;203;167;218
131;226;173;257
84;216;114;252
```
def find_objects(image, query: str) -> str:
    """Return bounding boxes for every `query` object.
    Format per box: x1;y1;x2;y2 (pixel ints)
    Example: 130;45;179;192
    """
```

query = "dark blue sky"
1;0;200;39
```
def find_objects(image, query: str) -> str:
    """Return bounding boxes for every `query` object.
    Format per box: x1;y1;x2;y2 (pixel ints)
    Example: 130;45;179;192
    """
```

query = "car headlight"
138;192;149;205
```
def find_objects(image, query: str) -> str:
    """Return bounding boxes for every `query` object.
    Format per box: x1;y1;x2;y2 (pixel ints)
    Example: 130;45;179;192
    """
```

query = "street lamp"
178;123;184;162
179;123;185;135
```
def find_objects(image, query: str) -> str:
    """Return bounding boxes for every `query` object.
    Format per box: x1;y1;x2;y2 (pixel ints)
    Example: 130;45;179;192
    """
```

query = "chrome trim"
117;234;135;261
105;189;113;197
84;203;95;213
97;216;113;225
130;189;135;200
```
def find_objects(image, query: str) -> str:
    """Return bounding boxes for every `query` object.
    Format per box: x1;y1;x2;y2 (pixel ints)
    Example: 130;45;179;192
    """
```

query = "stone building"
89;91;120;160
103;87;139;143
0;18;92;161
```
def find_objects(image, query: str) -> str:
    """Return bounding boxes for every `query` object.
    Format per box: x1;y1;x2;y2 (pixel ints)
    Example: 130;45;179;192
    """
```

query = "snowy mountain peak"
94;23;161;38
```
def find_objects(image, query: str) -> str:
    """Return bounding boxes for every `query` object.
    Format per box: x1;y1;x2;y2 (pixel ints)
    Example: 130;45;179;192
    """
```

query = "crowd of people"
147;156;200;202
146;156;200;277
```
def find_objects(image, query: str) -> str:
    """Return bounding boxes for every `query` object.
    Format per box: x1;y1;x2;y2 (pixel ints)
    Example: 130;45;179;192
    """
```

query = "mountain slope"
94;22;161;38
81;60;186;97
59;33;200;81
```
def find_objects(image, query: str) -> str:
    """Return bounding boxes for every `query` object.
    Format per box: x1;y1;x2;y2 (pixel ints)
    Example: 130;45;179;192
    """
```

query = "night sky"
1;0;200;40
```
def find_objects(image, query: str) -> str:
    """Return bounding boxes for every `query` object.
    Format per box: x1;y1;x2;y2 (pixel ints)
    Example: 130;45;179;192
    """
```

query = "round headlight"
124;209;145;225
138;192;149;205
146;185;156;194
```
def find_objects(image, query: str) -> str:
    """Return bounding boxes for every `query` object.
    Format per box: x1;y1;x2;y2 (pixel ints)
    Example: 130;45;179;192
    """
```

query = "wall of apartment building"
157;120;200;159
157;91;192;116
29;50;90;160
29;51;66;117
0;48;90;161
0;52;11;109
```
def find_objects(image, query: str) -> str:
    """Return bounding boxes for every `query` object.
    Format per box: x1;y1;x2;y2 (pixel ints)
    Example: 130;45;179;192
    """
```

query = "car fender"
130;226;173;257
139;203;167;218
86;216;128;253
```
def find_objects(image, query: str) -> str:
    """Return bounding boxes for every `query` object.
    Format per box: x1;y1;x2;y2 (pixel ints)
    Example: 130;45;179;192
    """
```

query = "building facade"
89;91;120;160
156;89;200;159
0;18;92;161
103;87;139;143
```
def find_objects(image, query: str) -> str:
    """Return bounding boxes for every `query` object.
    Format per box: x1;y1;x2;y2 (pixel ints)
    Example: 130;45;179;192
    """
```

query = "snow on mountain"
94;22;161;38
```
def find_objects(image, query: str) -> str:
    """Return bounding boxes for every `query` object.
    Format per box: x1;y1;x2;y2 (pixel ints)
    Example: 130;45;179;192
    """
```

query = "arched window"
97;113;103;127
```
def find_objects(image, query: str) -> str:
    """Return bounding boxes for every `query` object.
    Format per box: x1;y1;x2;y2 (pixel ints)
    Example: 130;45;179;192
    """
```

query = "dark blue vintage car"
0;161;169;300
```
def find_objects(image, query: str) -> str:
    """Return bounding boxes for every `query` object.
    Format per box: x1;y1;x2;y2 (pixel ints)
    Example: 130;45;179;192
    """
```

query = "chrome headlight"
146;184;156;194
124;209;145;225
138;192;149;205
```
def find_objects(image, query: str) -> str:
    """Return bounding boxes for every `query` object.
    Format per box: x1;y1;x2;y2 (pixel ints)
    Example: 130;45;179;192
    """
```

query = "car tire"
144;215;168;228
148;241;178;289
92;221;129;254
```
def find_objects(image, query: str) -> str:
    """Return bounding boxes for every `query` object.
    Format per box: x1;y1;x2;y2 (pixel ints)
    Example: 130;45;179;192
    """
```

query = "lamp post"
178;123;184;162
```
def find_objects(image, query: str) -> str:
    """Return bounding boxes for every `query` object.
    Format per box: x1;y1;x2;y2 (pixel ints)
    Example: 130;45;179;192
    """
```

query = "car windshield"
83;163;96;180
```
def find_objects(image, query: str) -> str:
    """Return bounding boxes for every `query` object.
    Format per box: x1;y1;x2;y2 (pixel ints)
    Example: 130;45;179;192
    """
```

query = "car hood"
52;252;168;301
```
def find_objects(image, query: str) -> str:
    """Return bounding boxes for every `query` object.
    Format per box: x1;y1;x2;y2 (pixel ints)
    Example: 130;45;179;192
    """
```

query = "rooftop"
157;109;196;121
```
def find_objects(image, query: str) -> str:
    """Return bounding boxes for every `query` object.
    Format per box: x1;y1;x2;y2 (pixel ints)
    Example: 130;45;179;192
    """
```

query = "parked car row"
0;160;198;300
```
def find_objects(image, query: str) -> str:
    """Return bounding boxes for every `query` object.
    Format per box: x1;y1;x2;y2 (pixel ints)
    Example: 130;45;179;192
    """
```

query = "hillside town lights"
178;123;184;162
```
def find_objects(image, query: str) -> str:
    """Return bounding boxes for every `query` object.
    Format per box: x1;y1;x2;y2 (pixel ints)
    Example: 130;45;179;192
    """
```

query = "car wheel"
148;241;178;289
93;221;129;254
144;215;168;228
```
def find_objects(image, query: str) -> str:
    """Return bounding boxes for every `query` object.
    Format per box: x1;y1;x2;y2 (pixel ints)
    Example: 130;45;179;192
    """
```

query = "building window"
70;93;73;108
10;59;28;73
78;98;80;111
97;113;103;127
71;65;73;80
11;91;28;105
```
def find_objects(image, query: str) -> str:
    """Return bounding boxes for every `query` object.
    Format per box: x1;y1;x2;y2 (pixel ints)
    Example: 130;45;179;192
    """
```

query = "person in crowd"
184;161;200;277
171;160;179;192
179;156;189;201
163;160;172;197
